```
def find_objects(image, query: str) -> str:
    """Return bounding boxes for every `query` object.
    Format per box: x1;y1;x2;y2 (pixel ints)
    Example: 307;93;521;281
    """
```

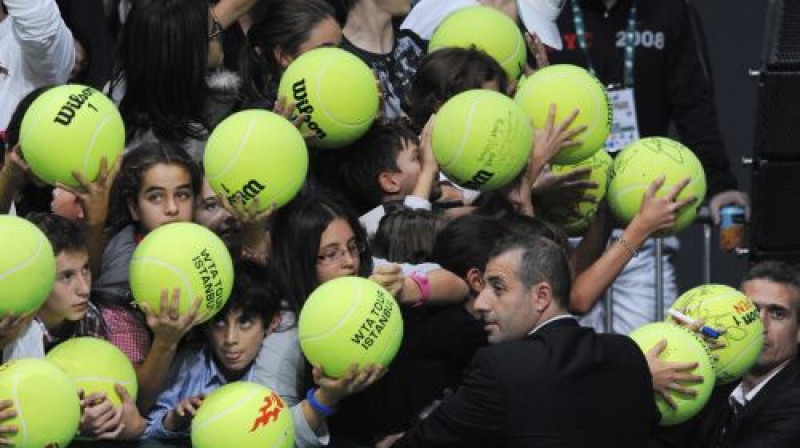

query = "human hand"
1;145;31;188
273;95;305;129
531;165;598;218
645;339;703;410
630;176;697;235
0;312;32;350
165;394;205;433
0;399;18;446
312;363;386;407
525;32;550;73
79;390;123;438
708;190;750;225
142;289;204;347
530;105;586;169
369;264;405;300
55;154;122;228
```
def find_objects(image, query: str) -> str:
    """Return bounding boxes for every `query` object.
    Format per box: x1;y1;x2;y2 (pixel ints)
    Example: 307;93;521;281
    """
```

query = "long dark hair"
241;0;336;106
107;142;202;232
113;0;211;143
269;192;372;312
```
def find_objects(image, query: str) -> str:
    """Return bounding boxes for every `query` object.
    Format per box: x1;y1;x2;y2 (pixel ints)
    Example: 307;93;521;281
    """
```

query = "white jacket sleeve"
5;0;75;84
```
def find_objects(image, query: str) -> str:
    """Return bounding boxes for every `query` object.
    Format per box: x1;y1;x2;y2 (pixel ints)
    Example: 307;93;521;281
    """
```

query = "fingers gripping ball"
548;150;613;236
0;358;81;447
192;382;294;448
299;276;404;378
46;337;138;409
629;322;716;426
277;47;380;149
0;215;57;315
607;137;707;235
429;6;526;80
514;64;611;165
204;110;308;211
432;89;533;191
19;84;125;187
669;284;764;384
130;222;234;323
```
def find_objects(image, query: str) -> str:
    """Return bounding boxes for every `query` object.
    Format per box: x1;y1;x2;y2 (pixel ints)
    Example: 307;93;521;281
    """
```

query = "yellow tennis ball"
429;6;526;80
669;284;764;384
514;64;611;165
191;382;294;448
629;322;716;426
46;337;138;408
547;150;613;236
607;137;707;236
19;84;124;187
277;47;379;149
432;89;533;191
130;222;234;323
204;110;308;211
299;276;404;378
0;358;81;447
0;215;56;315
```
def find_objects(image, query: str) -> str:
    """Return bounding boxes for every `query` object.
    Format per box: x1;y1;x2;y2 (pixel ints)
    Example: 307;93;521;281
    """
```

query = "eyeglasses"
208;7;224;41
317;240;366;266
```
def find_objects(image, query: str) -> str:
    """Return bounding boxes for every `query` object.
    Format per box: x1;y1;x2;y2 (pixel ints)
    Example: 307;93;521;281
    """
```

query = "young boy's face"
39;249;91;325
207;309;269;379
393;138;423;195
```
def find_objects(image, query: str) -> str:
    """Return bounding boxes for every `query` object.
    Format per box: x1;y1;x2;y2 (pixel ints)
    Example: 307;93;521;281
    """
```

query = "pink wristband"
408;271;431;307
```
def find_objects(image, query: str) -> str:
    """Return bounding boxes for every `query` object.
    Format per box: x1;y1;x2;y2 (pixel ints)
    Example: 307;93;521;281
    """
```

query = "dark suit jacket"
396;317;659;447
655;354;800;448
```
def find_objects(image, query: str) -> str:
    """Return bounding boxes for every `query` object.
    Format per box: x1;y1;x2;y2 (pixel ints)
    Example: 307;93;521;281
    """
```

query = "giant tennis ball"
0;358;81;447
299;276;404;378
607;137;706;235
546;150;613;236
629;322;715;426
669;284;764;384
47;337;138;408
514;64;611;165
192;382;294;448
130;222;233;323
19;84;124;187
432;89;533;191
205;110;308;211
0;215;56;315
429;6;526;80
277;47;379;149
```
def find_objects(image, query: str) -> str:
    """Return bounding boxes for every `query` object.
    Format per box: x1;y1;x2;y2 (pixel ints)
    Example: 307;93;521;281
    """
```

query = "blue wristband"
306;388;336;417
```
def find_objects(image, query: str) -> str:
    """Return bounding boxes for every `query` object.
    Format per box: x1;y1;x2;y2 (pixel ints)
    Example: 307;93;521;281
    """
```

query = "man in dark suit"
392;232;659;447
656;260;800;447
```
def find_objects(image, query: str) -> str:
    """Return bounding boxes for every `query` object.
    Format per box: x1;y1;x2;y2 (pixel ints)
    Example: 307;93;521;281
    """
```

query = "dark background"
675;0;768;292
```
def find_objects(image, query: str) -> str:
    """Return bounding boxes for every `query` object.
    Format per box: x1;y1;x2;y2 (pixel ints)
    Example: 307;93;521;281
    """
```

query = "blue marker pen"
668;309;721;339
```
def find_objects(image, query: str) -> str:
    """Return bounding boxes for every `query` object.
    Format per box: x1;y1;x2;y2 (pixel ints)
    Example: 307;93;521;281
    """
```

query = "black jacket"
548;0;738;198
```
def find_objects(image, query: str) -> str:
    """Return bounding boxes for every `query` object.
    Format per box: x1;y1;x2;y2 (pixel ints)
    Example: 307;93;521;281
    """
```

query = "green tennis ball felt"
130;222;234;323
192;382;294;448
205;110;308;211
429;6;526;80
432;89;533;191
277;47;379;149
607;137;707;236
0;215;56;315
629;322;716;426
514;64;611;165
669;284;764;384
0;358;81;447
19;84;124;187
547;150;612;236
47;337;138;409
299;276;404;378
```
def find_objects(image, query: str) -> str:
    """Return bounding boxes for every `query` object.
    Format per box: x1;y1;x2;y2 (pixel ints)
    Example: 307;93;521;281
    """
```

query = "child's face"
316;218;362;284
195;179;241;252
128;163;194;232
39;249;91;325
392;138;423;196
207;309;268;379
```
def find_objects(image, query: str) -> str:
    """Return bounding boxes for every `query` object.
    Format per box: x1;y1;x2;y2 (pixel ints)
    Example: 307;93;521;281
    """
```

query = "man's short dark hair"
26;213;87;255
212;260;283;327
489;233;572;309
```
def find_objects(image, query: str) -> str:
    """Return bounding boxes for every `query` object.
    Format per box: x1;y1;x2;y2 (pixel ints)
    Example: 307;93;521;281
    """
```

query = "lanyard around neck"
571;0;637;88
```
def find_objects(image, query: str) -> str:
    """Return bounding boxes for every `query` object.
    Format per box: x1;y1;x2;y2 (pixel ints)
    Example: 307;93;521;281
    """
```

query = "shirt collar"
729;359;792;407
527;314;577;336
